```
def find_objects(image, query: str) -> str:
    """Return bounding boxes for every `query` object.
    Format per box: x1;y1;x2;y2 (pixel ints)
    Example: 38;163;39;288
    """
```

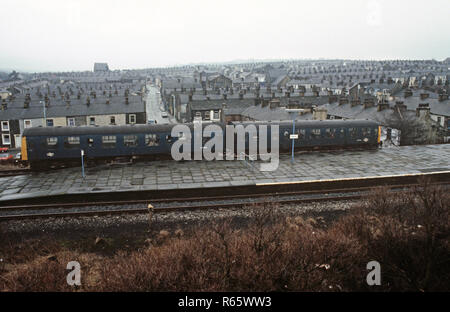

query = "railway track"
1;182;447;221
0;168;31;177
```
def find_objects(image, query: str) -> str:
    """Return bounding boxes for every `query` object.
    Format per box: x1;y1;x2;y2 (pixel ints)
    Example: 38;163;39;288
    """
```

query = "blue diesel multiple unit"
21;120;380;170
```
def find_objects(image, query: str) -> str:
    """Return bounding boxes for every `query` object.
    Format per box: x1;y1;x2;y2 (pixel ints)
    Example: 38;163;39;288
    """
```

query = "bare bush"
1;179;449;291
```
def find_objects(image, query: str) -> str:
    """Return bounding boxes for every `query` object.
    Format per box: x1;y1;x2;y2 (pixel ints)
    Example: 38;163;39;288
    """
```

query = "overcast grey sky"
1;0;449;72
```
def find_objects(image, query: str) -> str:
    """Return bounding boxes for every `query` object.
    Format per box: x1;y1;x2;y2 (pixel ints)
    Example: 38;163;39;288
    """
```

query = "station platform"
0;144;449;202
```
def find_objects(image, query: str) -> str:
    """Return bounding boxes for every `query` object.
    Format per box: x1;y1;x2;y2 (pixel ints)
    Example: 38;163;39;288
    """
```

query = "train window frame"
361;127;370;137
46;137;58;148
310;128;321;139
297;129;306;139
348;127;358;138
124;135;138;147
64;136;80;148
102;135;117;148
145;134;160;146
325;128;336;139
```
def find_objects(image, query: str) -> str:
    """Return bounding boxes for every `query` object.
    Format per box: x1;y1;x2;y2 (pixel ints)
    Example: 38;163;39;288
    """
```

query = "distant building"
94;63;109;72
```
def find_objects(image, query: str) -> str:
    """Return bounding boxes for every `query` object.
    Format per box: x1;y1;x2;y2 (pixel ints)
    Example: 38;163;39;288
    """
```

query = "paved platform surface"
0;144;449;201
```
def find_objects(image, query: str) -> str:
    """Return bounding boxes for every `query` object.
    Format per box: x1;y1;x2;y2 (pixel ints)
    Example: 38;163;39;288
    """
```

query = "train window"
145;134;159;146
102;135;116;148
325;128;336;138
124;135;138;147
46;137;58;147
64;136;80;148
349;128;358;138
310;129;321;138
297;129;306;139
361;128;369;136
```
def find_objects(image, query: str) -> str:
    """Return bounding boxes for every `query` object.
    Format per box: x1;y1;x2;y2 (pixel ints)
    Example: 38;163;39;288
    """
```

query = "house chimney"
363;98;375;109
377;102;390;111
86;96;90;106
420;93;429;100
285;91;290;98
416;103;430;118
189;94;193;102
438;93;449;101
404;89;413;98
351;98;361;107
394;101;406;112
338;96;349;105
270;99;280;109
1;99;7;110
24;93;31;108
125;97;129;105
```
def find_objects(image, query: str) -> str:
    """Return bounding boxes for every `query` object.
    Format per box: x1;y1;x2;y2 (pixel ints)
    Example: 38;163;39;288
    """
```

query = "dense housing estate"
1;59;449;148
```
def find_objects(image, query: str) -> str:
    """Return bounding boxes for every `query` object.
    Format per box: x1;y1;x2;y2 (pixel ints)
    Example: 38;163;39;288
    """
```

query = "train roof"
23;120;379;136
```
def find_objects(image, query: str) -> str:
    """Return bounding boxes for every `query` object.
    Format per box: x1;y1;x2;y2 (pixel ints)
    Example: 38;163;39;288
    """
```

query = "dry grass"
1;179;449;291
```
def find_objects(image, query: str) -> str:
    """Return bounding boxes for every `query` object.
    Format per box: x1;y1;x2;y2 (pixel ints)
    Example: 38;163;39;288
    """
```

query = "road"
145;84;176;124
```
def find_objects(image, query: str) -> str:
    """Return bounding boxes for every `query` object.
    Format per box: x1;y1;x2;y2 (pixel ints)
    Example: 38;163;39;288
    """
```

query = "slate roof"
0;95;144;120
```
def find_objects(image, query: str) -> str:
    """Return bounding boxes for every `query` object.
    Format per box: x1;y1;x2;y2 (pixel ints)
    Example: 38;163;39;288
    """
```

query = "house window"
195;112;202;118
129;114;136;124
205;111;211;120
24;120;32;128
110;116;116;125
46;119;54;127
2;134;11;145
89;117;95;126
67;118;75;126
1;121;9;131
214;111;220;120
437;117;442;124
124;135;138;147
102;135;116;148
145;134;159;146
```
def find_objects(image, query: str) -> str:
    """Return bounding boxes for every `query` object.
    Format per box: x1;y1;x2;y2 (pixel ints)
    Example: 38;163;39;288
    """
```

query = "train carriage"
20;120;380;170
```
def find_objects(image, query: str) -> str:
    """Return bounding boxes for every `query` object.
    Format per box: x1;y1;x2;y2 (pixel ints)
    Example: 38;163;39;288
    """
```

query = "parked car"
0;152;13;163
161;112;168;118
0;147;9;153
